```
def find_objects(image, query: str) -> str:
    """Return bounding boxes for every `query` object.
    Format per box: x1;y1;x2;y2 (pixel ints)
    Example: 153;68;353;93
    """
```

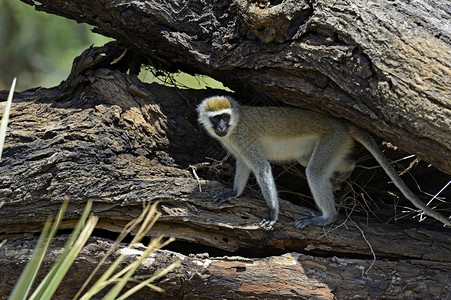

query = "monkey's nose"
214;120;229;137
215;128;228;137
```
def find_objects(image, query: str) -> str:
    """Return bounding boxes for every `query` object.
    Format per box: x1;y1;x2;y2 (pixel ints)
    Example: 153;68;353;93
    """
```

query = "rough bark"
1;0;451;298
1;237;450;300
20;0;451;173
1;45;450;299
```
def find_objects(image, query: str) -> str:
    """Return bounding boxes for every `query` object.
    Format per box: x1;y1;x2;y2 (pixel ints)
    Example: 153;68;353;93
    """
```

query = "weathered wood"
1;45;450;298
0;44;449;252
20;0;451;173
2;1;451;298
1;237;450;299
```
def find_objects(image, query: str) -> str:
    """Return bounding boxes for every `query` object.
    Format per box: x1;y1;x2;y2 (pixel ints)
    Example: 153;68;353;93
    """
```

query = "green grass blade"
30;201;93;300
102;236;172;300
78;253;127;300
116;261;181;300
132;202;159;243
7;218;52;300
0;77;16;161
75;202;153;299
8;200;68;300
101;252;151;299
79;202;158;299
38;215;98;300
81;202;174;300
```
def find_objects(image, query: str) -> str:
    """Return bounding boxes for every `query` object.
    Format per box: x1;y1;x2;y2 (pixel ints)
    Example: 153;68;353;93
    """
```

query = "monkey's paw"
295;213;336;228
211;191;236;205
259;217;276;230
295;216;315;228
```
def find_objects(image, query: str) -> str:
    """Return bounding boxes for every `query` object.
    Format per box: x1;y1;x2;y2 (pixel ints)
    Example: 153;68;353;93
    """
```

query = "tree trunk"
22;0;451;173
1;45;450;298
1;0;450;298
1;237;450;299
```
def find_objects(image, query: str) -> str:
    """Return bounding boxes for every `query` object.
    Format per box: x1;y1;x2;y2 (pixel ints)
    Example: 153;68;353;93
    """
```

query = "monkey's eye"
221;114;230;121
210;113;230;124
210;115;221;122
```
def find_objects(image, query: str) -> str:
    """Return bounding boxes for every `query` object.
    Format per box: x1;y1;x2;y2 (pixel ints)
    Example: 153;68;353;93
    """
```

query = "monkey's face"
197;96;239;139
209;113;231;137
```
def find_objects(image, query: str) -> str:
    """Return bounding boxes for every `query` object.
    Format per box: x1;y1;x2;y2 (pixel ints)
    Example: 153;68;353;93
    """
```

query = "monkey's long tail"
350;126;451;227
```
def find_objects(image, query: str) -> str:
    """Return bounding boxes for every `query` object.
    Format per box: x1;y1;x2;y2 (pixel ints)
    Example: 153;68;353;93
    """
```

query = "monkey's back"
238;106;344;138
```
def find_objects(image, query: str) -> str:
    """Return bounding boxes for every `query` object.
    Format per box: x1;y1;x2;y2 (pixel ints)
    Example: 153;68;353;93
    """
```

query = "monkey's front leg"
255;161;279;229
211;159;250;205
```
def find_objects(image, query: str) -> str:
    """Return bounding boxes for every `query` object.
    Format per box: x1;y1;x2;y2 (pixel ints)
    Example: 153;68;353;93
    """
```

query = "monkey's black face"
210;113;230;137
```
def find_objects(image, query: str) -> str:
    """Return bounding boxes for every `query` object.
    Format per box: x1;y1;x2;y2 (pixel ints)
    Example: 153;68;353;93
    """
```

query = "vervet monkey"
197;96;451;228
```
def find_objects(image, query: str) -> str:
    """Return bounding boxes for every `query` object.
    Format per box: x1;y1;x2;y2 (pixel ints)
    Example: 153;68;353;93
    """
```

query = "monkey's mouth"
214;128;228;137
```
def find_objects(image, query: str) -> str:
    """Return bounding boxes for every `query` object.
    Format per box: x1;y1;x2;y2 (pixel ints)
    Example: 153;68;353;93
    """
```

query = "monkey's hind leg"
296;172;337;228
331;159;355;191
296;134;352;228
